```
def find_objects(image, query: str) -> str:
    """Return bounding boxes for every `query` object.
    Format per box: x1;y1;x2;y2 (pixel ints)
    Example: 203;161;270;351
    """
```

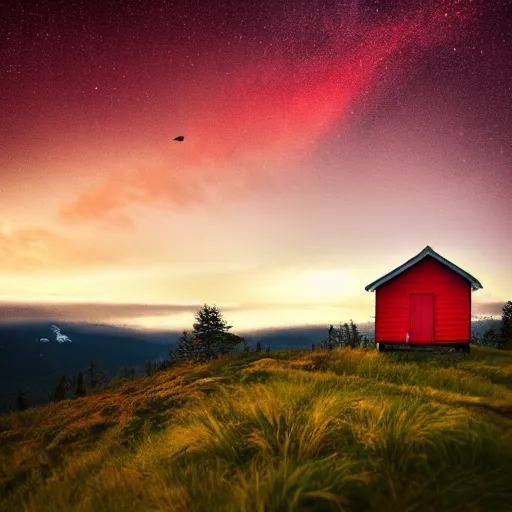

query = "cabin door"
410;294;434;342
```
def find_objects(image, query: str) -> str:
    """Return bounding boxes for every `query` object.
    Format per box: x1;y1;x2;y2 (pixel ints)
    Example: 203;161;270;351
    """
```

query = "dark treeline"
313;319;374;351
471;301;512;349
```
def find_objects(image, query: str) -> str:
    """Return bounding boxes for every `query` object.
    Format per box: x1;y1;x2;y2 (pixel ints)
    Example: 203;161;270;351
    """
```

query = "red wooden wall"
375;256;471;344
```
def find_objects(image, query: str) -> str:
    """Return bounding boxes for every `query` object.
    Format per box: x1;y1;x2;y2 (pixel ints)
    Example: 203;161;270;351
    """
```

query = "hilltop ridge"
1;346;512;511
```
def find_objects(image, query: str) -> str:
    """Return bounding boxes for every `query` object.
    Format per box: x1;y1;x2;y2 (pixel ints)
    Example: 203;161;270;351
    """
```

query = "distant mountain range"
0;318;502;411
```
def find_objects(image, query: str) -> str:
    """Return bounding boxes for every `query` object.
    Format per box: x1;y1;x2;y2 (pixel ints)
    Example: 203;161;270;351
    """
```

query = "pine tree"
334;324;344;347
349;319;361;348
192;304;242;361
343;322;351;346
174;331;198;362
256;341;262;353
87;359;101;390
335;324;344;347
75;370;86;397
16;388;28;411
145;360;154;376
328;325;334;349
53;375;68;402
222;332;245;355
501;301;512;348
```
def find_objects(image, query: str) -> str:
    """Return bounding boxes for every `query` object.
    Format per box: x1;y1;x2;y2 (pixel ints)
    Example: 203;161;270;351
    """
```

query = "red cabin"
365;246;483;352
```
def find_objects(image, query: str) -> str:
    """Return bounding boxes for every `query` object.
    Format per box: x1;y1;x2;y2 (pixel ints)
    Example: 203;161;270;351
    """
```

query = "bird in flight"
173;136;184;142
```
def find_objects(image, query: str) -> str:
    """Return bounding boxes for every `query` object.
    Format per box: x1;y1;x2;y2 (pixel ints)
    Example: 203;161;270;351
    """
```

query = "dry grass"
1;346;512;511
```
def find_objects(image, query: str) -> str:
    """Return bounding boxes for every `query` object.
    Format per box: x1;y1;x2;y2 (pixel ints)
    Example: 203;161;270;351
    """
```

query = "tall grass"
1;346;511;511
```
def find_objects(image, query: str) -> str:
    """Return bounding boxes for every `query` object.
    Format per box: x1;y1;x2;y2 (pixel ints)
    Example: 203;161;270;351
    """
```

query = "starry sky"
1;0;511;331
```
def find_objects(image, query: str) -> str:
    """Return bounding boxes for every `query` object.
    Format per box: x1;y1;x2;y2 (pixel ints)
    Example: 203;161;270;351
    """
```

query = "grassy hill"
1;346;512;512
1;319;503;410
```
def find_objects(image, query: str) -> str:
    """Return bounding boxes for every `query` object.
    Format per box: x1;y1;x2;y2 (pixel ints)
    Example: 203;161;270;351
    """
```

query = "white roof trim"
365;246;483;292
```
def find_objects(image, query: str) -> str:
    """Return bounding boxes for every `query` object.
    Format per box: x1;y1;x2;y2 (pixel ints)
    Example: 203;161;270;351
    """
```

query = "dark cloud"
473;301;508;318
0;302;202;324
0;300;368;325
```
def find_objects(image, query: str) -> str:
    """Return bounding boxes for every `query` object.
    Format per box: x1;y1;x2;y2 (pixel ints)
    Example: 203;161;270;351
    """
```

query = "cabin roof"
364;246;483;292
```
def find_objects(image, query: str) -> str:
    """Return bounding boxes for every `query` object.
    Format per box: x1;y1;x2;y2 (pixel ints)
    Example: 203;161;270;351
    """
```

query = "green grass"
1;346;512;511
